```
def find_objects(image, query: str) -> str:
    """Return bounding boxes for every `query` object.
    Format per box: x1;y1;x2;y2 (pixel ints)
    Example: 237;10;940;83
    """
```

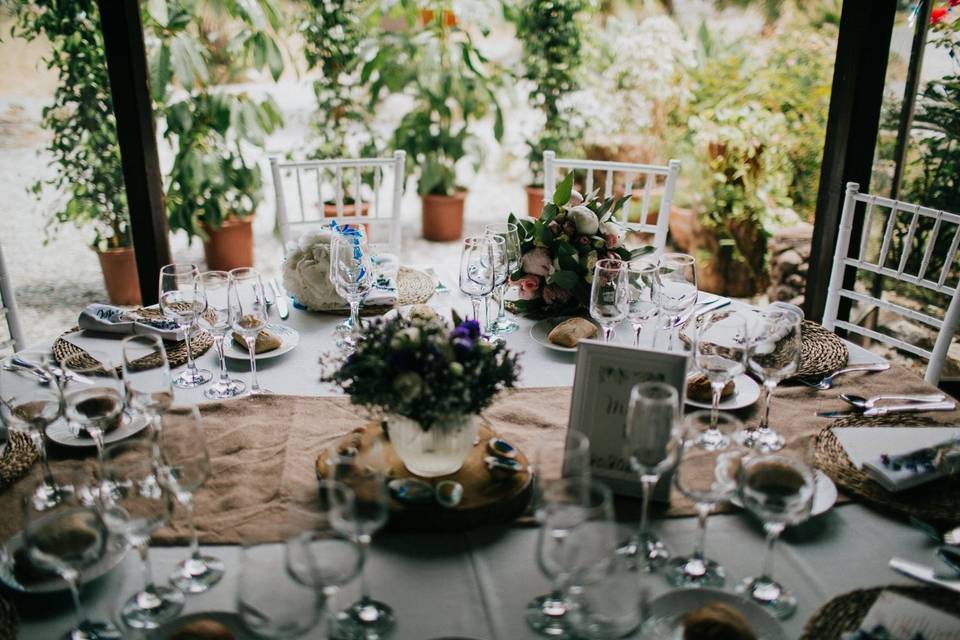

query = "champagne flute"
484;222;521;335
0;350;65;509
329;232;374;353
99;439;183;629
665;410;744;588
156;406;224;593
735;453;815;619
744;308;802;452
61;351;125;461
693;310;748;450
459;236;496;323
532;430;591;521
21;469;122;639
626;259;660;347
590;259;628;343
229;267;272;395
121;335;174;436
238;540;323;639
619;381;684;571
656;253;698;350
196;271;245;399
159;263;211;389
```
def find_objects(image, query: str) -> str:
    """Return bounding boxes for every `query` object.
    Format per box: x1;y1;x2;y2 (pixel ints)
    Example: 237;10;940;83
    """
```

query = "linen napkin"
842;590;960;639
77;304;182;341
833;426;960;492
861;437;960;492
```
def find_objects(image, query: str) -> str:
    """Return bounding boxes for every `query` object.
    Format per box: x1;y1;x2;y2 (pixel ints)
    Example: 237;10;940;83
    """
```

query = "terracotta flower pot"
96;247;141;305
420;8;457;26
203;216;255;272
525;186;545;219
422;192;466;242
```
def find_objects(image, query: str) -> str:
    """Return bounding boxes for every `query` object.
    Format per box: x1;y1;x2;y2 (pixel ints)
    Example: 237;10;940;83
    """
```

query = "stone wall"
767;222;813;306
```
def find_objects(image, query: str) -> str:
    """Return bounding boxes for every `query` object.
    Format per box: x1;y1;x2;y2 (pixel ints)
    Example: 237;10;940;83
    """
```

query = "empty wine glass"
0;350;65;510
21;468;122;639
735;453;815;619
665;410;744;588
619;381;684;571
156;406;224;594
229;267;272;394
329;232;374;353
481;235;509;341
656;253;698;350
121;335;174;434
61;351;125;461
238;540;323;639
196;270;245;399
159;263;211;389
744;308;802;452
99;439;182;629
693;310;748;450
626;259;660;347
484;222;521;335
532;431;591;521
590;259;628;342
460;236;496;324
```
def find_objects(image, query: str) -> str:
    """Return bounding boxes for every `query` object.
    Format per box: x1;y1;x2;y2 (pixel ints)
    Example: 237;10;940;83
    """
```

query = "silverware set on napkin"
890;520;960;592
263;277;289;320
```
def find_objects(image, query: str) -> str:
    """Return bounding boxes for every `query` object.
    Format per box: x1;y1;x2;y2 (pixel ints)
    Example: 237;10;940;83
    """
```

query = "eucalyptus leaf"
553;172;574;206
548;270;579;291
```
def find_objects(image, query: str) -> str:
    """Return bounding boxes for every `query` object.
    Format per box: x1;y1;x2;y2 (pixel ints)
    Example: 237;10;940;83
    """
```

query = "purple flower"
453;319;481;340
453;337;475;352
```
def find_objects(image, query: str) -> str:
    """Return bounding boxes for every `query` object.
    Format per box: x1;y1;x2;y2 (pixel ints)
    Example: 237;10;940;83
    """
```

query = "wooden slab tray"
316;422;533;532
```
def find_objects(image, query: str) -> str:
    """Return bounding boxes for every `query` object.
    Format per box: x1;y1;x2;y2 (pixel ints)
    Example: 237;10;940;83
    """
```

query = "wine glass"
693;309;748;450
196;270;245;399
459;236;496;324
21;468;122;639
121;335;174;435
158;263;212;389
61;351;125;461
229;267;272;395
590;259;628;342
735;453;815;619
329;232;374;353
156;406;224;593
665;410;744;588
532;430;591;521
0;350;65;509
326;442;394;638
481;234;509;341
656;253;698;350
99;439;183;629
619;381;684;571
484;222;521;335
525;478;614;638
744;308;802;452
626;259;660;347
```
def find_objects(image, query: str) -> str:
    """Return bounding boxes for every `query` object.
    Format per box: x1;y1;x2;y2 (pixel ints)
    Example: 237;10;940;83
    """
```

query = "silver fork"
796;361;891;390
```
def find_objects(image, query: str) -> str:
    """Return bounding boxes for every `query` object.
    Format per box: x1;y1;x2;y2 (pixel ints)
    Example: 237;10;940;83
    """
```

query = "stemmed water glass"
61;351;125;461
665;410;744;588
693;310;748;450
196;270;245;399
532;430;591;520
329;232;375;353
626;259;659;347
121;335;174;434
590;259;628;342
21;469;123;639
229;267;272;394
619;381;685;571
736;453;815;619
656;253;698;350
0;350;65;509
744;308;802;452
481;234;509;341
99;439;182;629
156;406;224;593
484;222;521;335
459;236;496;324
159;263;211;389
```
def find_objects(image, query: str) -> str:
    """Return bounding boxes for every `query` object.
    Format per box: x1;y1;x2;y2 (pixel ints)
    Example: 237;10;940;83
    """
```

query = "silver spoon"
796;361;891;390
840;393;945;410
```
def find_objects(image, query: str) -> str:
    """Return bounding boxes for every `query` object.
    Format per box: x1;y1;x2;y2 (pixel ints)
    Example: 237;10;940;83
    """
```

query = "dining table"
7;263;960;640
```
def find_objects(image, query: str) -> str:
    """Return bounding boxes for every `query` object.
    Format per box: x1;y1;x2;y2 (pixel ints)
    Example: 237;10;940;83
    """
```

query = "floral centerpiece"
323;309;520;477
508;173;652;318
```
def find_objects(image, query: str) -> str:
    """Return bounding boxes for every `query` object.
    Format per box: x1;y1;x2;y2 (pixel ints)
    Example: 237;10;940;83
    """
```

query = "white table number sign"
567;340;688;499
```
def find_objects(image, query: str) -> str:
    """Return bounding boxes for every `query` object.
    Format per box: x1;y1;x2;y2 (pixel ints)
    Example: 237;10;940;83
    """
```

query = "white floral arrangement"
281;228;343;311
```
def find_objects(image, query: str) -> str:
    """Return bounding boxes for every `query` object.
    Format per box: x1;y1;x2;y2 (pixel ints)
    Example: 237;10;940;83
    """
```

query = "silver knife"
694;298;731;318
817;400;956;418
269;279;289;320
889;557;960;593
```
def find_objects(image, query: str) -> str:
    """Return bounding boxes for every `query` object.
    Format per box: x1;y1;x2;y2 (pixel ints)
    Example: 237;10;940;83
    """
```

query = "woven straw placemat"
0;432;36;491
795;321;848;380
322;266;436;316
801;586;959;640
0;592;17;640
815;414;960;524
52;307;214;371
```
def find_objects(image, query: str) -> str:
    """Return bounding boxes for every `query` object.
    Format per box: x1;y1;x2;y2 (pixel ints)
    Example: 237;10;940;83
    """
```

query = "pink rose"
604;233;619;249
542;284;572;306
521;247;554;276
513;274;542;300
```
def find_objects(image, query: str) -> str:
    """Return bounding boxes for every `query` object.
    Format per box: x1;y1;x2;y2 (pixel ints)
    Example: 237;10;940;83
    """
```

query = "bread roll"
232;328;282;354
683;602;756;640
547;318;597;348
687;374;735;403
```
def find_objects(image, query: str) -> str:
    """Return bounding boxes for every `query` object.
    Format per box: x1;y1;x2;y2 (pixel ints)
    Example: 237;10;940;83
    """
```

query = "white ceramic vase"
386;414;478;477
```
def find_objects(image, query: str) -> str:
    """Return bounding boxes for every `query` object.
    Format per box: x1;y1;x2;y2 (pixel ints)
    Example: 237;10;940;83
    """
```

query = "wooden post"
96;0;170;305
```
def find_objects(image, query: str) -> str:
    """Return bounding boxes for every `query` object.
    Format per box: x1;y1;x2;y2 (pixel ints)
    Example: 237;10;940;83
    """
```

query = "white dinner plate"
149;611;258;639
45;411;150;448
224;323;300;361
530;317;601;353
0;530;128;594
730;470;838;518
640;588;787;640
685;373;761;411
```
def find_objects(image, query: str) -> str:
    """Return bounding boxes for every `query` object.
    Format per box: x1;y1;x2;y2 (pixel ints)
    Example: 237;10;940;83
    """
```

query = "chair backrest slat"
0;242;24;354
917;212;942;281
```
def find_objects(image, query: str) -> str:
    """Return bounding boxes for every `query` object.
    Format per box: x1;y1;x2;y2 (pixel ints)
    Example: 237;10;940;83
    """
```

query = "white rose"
568;205;599;235
568;190;584;206
599;219;624;239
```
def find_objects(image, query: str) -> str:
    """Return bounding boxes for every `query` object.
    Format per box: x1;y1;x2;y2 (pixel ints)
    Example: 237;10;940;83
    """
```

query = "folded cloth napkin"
842;589;960;639
77;304;182;341
862;435;960;492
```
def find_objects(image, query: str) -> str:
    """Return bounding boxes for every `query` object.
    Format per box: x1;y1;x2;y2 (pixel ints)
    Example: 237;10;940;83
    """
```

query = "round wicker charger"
815;414;960;523
801;586;959;640
0;593;17;640
0;432;37;490
795;321;849;380
319;267;436;316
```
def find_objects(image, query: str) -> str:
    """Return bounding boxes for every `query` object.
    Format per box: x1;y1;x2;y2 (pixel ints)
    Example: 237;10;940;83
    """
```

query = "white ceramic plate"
149;611;258;640
0;531;128;594
685;373;762;411
45;412;150;448
224;323;300;361
530;317;601;353
641;588;787;640
730;470;838;518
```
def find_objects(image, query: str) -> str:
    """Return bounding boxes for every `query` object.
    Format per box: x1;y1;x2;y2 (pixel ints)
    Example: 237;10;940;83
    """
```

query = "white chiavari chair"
269;151;405;256
542;150;681;254
0;241;25;355
823;182;960;385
